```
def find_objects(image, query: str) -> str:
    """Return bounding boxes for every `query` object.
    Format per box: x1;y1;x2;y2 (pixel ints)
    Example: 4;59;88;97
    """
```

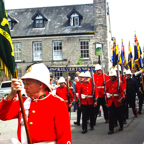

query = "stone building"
7;0;112;79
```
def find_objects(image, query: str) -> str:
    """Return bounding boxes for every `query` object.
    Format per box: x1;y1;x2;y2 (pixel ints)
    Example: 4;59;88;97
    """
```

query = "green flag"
0;0;17;78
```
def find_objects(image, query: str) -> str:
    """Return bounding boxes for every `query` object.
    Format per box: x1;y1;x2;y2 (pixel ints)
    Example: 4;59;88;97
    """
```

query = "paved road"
0;106;144;144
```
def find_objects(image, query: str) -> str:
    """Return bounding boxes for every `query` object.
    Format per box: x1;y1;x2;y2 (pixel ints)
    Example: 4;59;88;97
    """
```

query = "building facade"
7;0;112;79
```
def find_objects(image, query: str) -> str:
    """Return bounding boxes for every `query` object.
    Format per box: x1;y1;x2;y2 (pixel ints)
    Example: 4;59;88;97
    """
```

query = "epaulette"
52;94;64;102
106;79;111;83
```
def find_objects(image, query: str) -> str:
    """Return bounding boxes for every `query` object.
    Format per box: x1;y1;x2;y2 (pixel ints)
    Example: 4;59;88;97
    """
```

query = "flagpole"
17;91;33;144
0;0;33;143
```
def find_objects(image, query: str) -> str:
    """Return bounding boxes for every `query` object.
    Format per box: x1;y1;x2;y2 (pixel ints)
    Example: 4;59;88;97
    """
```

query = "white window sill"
33;60;42;61
32;27;45;30
53;59;62;61
15;60;22;62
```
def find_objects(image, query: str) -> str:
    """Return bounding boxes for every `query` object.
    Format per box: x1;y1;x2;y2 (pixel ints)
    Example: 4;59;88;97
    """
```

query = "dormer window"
8;18;12;30
70;13;79;26
8;15;18;30
35;15;43;28
67;8;83;27
32;10;48;28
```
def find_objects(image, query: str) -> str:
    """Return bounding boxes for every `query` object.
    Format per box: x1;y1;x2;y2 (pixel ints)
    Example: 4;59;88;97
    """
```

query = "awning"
48;66;95;72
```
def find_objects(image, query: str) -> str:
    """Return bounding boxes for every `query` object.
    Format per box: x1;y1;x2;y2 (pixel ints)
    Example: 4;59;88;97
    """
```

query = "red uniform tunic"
93;73;109;98
74;81;82;102
79;81;99;105
56;86;74;109
120;75;127;98
105;79;124;107
0;93;72;144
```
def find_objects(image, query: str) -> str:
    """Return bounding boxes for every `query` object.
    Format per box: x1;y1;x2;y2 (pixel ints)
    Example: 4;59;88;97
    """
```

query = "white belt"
106;93;119;98
81;94;93;99
97;86;104;88
76;93;79;97
11;138;56;144
35;141;56;144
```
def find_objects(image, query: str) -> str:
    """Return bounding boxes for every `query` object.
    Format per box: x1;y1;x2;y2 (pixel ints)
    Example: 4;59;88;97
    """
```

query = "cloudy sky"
5;0;144;56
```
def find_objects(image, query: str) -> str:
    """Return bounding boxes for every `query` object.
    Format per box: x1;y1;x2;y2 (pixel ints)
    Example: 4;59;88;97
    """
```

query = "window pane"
53;71;62;79
74;17;79;26
80;41;89;58
35;19;43;28
33;42;42;61
53;41;62;60
13;43;21;60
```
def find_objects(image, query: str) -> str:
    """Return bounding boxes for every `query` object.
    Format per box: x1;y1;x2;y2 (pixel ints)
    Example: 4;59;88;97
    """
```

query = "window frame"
34;15;44;28
53;41;62;61
8;18;13;30
35;19;43;28
70;13;79;26
52;71;63;79
33;42;42;61
79;40;90;59
13;43;22;62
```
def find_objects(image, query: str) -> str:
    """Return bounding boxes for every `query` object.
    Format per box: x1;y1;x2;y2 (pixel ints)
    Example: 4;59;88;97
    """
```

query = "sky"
4;0;144;57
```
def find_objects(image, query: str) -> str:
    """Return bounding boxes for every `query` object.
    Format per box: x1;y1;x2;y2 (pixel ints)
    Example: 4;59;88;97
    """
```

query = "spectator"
76;71;80;77
50;78;55;91
55;79;60;88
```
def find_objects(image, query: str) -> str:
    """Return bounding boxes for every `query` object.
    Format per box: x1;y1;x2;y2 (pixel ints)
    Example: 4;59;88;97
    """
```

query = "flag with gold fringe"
121;39;128;69
134;31;143;71
128;41;134;70
112;38;119;67
0;0;17;78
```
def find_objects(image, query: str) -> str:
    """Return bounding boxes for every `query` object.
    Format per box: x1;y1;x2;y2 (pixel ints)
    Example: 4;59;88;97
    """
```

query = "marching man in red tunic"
79;71;99;134
105;69;124;134
73;72;85;126
56;77;74;111
115;65;127;124
0;63;72;144
93;64;109;124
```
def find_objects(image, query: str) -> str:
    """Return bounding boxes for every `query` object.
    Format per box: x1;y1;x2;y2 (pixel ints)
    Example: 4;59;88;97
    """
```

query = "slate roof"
6;4;94;38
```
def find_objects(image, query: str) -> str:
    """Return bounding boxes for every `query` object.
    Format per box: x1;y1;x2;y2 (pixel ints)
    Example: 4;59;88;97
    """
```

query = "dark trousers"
95;97;108;121
76;102;81;124
74;102;78;112
138;92;144;113
81;104;94;130
108;102;123;131
122;99;127;121
115;100;127;125
126;97;137;117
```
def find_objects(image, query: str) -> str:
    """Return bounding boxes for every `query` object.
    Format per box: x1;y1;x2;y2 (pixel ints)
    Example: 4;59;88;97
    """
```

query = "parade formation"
1;0;144;143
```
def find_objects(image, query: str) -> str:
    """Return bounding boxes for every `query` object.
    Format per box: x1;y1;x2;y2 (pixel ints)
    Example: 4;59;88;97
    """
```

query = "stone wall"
11;0;112;78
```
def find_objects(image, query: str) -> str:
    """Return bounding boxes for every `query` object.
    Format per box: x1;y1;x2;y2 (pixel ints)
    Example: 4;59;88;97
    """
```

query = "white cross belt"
106;93;119;98
81;94;93;99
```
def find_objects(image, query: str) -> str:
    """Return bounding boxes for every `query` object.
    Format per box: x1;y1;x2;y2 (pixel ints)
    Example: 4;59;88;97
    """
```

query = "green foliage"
77;56;83;65
85;31;95;34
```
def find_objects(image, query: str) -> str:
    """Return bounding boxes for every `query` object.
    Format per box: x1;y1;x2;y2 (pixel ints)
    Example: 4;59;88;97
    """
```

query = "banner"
48;66;95;72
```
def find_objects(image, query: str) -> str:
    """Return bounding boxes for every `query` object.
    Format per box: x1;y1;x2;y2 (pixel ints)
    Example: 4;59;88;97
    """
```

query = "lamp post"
95;43;103;64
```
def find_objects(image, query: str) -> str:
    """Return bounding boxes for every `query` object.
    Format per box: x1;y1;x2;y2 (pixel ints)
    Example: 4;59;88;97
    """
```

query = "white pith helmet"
115;65;121;71
21;63;51;91
58;77;66;83
109;69;117;76
79;72;85;77
95;64;102;70
84;71;91;78
126;69;132;75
